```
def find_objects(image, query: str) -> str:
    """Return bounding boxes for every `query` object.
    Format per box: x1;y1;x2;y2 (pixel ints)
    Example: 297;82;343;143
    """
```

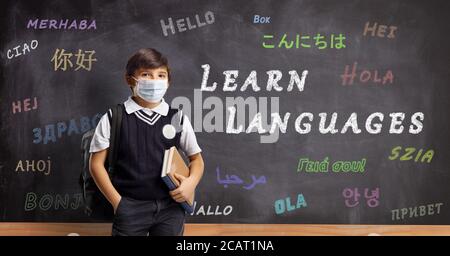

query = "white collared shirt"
89;97;202;157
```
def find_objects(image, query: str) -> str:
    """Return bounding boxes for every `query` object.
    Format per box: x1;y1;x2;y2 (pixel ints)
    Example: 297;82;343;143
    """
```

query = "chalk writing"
6;40;38;60
24;192;83;211
341;62;394;86
216;166;266;190
388;146;434;163
32;114;102;144
15;157;51;176
262;33;346;49
297;157;366;173
342;187;379;207
190;201;233;216
391;203;443;221
363;22;397;39
274;194;307;215
51;48;97;71
27;19;96;30
11;97;38;114
160;11;214;36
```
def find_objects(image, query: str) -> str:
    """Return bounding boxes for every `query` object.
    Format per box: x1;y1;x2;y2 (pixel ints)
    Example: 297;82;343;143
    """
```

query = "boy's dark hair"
126;48;171;81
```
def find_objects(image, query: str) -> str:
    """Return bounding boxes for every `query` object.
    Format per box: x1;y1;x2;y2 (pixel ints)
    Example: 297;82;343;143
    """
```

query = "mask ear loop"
130;76;139;97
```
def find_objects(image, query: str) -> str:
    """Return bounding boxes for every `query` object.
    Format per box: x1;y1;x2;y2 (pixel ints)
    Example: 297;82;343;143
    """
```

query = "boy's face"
126;66;169;87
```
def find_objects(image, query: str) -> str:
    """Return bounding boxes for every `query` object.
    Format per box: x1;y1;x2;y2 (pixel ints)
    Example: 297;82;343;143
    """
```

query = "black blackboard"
1;0;450;224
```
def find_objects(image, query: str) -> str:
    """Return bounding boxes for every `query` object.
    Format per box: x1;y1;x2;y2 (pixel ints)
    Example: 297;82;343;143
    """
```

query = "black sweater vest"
112;105;182;200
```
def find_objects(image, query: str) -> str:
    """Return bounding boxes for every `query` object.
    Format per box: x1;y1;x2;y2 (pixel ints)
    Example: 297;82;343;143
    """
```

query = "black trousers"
112;196;186;236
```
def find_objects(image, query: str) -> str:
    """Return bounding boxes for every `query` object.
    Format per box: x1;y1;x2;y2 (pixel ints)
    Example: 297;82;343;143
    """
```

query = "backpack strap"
107;103;123;174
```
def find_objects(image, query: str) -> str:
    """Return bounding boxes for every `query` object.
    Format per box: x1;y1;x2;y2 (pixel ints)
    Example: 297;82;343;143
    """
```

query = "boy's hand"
169;173;196;203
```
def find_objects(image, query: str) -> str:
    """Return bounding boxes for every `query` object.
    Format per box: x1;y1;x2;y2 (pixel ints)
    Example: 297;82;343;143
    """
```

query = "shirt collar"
123;96;169;116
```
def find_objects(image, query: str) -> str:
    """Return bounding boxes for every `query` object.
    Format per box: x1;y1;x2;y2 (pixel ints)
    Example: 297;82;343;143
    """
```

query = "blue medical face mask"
132;77;168;103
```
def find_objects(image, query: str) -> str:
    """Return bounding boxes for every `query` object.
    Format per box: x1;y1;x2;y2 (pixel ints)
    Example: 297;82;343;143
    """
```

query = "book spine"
162;177;194;214
181;202;194;214
162;176;177;190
